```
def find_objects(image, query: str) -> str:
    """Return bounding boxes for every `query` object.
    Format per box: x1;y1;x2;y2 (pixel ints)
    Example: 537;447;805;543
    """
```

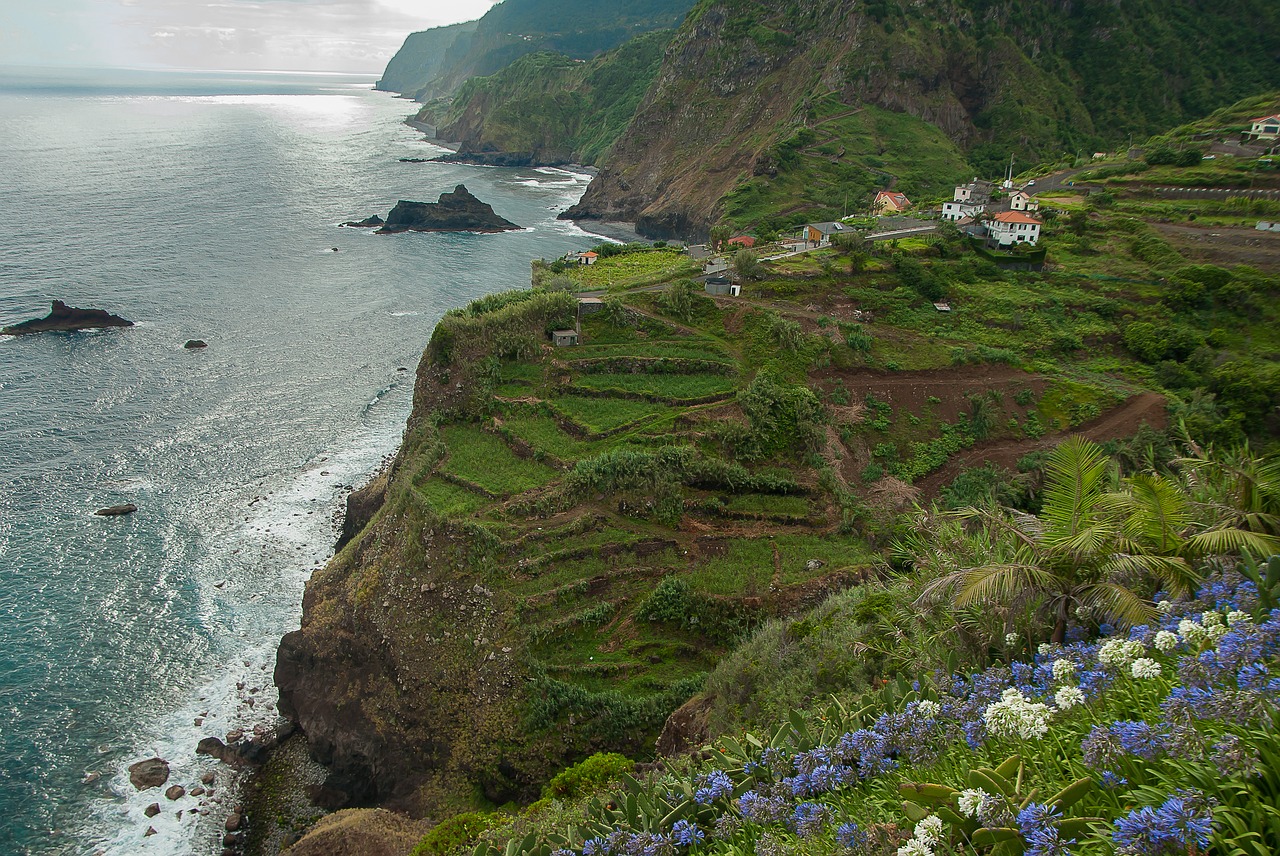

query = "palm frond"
955;563;1057;607
1077;581;1154;629
1042;436;1109;538
1185;527;1280;559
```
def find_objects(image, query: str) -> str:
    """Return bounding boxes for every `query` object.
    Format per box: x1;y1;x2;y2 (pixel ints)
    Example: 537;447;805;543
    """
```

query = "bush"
411;812;498;856
542;752;633;800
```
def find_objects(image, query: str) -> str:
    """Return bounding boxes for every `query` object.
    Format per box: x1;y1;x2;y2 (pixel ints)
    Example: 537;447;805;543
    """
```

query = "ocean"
0;66;598;855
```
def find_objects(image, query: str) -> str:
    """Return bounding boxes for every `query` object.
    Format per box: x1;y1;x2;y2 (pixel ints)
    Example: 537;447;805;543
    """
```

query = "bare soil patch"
1150;223;1280;272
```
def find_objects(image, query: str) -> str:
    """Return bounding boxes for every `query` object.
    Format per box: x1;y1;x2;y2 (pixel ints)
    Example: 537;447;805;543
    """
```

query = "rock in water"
1;300;133;335
128;758;170;790
144;803;161;818
96;503;138;517
340;214;384;228
375;185;520;234
184;339;207;349
165;784;186;801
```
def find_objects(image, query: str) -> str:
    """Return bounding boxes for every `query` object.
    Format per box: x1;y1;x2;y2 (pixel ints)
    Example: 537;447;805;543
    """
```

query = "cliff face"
379;0;694;101
561;0;1280;237
433;32;672;167
375;21;478;96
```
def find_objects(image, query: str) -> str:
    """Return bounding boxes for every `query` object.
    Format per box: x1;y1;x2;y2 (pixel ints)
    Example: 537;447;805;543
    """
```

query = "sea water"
0;66;598;855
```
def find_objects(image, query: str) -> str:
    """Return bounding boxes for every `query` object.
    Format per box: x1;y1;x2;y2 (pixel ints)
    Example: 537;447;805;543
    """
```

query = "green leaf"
1048;776;1094;811
993;755;1022;781
969;768;1012;797
902;800;931;823
899;782;959;807
971;827;1020;846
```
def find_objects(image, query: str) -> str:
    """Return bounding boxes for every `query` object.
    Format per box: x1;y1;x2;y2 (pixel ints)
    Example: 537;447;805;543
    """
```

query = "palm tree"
917;437;1199;643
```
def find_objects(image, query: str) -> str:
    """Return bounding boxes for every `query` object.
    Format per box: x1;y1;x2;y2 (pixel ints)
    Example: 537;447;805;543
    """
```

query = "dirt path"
914;391;1167;497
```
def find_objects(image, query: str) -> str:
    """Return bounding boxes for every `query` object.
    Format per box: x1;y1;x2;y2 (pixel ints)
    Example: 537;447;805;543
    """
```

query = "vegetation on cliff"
379;0;694;102
278;103;1280;856
433;32;673;167
562;0;1280;236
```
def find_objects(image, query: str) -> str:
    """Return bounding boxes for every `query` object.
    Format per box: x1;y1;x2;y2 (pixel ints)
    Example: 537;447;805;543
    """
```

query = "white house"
1009;189;1039;212
941;179;994;221
1248;114;1280;141
566;251;598;265
986;211;1042;247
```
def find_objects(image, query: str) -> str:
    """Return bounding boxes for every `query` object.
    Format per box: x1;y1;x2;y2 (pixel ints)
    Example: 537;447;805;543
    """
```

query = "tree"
709;224;731;253
732;249;764;281
915;437;1198;643
832;230;869;274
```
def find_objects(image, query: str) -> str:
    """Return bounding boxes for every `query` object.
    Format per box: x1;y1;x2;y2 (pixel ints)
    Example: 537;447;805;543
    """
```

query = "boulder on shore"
96;503;138;517
128;758;170;791
2;300;133;335
375;185;520;234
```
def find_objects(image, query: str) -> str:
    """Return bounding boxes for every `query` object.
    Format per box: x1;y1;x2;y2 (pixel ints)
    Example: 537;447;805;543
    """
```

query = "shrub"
411;812;498;856
542;752;633;800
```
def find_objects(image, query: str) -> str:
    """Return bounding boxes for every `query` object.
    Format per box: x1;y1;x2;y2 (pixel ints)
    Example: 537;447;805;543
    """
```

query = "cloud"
3;0;500;72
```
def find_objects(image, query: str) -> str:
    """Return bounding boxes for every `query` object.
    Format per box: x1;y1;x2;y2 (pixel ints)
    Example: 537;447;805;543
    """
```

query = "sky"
0;0;500;73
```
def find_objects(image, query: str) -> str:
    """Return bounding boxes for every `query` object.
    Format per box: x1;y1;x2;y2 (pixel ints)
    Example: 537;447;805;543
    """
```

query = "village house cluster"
941;178;1043;247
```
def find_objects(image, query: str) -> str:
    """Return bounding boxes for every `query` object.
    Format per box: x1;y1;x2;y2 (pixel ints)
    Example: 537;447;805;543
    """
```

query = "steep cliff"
380;0;694;102
561;0;1280;237
375;21;478;96
432;32;672;167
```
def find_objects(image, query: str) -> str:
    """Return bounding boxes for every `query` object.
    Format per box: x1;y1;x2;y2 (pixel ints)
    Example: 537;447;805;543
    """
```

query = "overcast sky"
0;0;499;73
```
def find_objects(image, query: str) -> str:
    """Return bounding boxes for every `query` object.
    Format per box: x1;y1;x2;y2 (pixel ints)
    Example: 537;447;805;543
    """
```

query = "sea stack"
1;301;133;335
375;185;520;234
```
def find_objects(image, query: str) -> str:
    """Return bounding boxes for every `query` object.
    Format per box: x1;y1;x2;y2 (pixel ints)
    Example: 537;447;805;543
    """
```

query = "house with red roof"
873;190;911;214
1248;114;1280;141
727;235;756;249
567;250;598;265
986;211;1042;247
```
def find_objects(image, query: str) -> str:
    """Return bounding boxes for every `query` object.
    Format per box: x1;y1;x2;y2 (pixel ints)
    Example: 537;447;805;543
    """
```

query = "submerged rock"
95;503;138;517
2;300;133;335
375;185;520;234
128;758;170;791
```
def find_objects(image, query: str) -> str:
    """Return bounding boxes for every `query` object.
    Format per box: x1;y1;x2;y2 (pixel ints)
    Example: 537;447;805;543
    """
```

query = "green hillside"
563;0;1280;236
434;31;673;166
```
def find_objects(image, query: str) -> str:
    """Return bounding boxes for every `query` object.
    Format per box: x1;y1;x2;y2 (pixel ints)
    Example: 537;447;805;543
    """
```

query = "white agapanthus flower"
1154;630;1179;653
1155;599;1174;615
984;688;1051;740
1201;610;1224;628
915;699;941;719
897;840;933;856
1054;686;1086;710
913;815;944;846
1227;610;1251;626
957;788;990;819
1207;622;1230;643
1038;643;1053;657
1098;638;1145;668
1006;632;1020;647
1052;658;1076;682
1178;619;1208;645
1131;658;1163;679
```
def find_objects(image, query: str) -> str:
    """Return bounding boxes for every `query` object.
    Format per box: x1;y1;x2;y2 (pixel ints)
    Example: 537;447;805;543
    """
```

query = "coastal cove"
0;67;603;856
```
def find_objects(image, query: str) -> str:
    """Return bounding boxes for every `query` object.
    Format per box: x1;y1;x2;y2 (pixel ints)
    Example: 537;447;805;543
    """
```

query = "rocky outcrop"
375;186;520;234
2;300;133;335
184;339;208;349
335;471;388;553
341;215;384;229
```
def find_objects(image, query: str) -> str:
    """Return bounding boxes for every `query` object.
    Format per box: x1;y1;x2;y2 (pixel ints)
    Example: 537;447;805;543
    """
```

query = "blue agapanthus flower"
670;819;704;848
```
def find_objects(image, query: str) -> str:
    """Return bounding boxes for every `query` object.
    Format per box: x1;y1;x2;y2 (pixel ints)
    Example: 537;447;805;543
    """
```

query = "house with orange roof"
727;235;756;249
566;250;598;265
986;211;1042;247
873;190;911;215
1248;114;1280;141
